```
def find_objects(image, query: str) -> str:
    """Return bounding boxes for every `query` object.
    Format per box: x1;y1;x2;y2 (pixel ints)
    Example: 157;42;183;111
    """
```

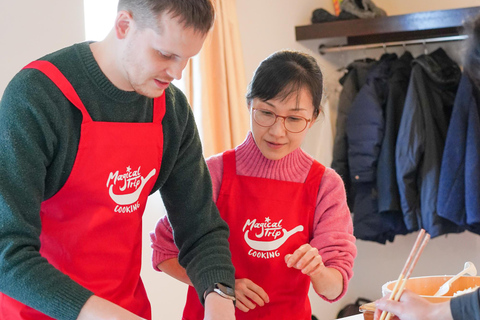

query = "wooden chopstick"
379;229;431;320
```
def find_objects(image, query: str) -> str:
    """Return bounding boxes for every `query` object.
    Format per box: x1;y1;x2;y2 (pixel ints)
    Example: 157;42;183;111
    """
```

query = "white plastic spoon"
433;261;477;296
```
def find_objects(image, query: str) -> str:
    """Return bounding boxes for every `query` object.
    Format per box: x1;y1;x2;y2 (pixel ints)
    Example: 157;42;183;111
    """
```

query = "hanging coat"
396;48;464;238
332;59;376;210
377;51;413;216
346;53;406;244
437;74;480;234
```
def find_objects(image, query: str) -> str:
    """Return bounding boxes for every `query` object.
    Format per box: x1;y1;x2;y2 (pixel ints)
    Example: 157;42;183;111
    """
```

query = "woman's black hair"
246;50;323;119
464;13;480;88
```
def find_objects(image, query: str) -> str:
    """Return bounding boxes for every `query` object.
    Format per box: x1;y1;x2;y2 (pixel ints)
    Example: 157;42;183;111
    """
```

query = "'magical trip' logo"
242;217;303;259
106;166;156;213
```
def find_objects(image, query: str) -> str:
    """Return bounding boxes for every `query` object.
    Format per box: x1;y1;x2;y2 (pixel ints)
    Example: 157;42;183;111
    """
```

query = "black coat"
377;51;413;215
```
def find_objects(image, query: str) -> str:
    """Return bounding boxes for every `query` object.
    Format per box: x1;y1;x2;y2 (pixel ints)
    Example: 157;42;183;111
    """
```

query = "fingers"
285;244;324;276
373;299;401;320
374;290;417;320
234;278;270;312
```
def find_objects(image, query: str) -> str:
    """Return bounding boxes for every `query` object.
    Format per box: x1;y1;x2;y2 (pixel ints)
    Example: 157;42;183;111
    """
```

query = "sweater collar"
76;42;142;104
234;132;313;181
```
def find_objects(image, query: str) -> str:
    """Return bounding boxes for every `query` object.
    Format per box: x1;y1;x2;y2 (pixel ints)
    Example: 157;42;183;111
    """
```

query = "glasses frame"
251;108;312;133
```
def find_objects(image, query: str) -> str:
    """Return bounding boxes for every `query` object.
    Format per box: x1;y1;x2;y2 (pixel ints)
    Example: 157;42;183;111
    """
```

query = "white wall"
235;1;480;319
0;0;85;98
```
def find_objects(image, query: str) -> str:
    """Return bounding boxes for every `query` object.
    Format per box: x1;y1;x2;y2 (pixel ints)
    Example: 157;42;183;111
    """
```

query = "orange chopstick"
379;229;431;320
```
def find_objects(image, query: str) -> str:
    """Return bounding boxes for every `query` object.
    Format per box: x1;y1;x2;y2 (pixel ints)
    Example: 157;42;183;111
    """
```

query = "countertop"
337;314;365;320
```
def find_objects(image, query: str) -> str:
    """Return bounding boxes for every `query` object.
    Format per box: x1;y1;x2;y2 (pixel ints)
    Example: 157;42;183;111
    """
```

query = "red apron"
0;60;165;320
182;149;325;320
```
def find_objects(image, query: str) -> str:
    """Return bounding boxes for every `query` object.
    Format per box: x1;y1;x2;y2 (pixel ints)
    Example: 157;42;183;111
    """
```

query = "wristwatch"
204;283;236;305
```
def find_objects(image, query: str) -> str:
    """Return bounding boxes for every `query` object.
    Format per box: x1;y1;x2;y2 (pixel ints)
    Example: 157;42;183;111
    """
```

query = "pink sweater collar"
234;132;313;182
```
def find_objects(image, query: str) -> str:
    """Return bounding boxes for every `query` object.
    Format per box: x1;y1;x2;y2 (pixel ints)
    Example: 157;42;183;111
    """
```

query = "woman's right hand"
234;278;269;312
77;295;146;320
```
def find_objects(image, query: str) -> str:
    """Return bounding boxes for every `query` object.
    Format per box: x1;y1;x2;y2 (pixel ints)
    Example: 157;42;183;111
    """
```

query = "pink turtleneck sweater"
150;132;356;301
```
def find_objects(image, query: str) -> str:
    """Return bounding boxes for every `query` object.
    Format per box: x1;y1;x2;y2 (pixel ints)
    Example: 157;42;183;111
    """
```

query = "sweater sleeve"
450;289;480;320
150;152;225;270
310;168;357;302
0;69;93;320
150;215;180;270
157;110;234;305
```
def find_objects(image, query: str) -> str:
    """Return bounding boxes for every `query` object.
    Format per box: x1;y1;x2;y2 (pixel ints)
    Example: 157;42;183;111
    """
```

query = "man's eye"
158;52;172;59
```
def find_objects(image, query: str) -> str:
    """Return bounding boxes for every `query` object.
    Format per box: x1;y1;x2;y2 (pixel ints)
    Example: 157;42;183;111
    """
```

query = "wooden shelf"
295;6;480;46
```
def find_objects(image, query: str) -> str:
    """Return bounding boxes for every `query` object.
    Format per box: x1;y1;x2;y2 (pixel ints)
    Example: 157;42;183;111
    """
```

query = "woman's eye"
261;110;274;116
287;116;303;122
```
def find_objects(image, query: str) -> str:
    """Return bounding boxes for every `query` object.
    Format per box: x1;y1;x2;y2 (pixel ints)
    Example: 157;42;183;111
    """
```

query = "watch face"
216;283;236;300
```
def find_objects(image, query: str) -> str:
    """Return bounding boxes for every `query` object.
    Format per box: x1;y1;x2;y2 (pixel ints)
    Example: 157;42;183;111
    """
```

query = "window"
84;0;118;41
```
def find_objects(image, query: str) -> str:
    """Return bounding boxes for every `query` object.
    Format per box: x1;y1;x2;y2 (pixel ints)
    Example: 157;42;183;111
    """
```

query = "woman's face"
250;88;316;161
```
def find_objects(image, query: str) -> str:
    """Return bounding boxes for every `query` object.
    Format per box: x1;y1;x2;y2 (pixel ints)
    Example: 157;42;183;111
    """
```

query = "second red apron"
182;149;325;320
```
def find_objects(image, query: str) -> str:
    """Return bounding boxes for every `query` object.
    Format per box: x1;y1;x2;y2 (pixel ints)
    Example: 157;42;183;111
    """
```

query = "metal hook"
383;43;387;53
423;40;428;55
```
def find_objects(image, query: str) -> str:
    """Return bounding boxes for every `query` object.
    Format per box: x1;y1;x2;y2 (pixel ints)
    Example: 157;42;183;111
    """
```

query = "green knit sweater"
0;42;234;320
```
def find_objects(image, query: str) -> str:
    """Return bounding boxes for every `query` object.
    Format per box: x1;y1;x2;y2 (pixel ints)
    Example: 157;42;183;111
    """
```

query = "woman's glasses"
252;108;311;133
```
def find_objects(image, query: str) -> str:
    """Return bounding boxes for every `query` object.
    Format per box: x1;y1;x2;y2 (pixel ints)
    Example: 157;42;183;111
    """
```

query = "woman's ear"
115;10;134;39
309;108;322;128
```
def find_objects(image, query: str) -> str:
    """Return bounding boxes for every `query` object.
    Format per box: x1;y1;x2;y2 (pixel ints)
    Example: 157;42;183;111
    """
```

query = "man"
0;1;236;319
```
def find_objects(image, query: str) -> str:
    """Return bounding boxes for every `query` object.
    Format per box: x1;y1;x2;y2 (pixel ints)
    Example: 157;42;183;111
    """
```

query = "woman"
150;49;357;319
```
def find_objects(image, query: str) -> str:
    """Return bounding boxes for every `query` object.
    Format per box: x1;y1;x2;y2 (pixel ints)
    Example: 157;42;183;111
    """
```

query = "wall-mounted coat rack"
317;35;468;55
295;6;480;54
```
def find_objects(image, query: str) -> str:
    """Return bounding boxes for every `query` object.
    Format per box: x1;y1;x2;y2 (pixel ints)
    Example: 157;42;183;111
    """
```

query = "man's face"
118;12;207;98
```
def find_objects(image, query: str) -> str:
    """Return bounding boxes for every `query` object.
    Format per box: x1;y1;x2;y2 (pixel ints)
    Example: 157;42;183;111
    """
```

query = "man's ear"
115;10;133;39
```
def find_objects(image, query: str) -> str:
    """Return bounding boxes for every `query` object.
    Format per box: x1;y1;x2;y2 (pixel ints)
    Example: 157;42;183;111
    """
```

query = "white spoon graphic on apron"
244;225;304;251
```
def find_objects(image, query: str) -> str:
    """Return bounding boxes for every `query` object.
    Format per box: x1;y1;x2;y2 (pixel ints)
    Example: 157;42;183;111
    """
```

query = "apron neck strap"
23;60;93;123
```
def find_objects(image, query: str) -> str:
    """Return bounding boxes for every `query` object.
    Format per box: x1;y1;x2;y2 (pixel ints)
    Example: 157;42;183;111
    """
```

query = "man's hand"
234;278;269;312
204;292;236;320
77;295;146;320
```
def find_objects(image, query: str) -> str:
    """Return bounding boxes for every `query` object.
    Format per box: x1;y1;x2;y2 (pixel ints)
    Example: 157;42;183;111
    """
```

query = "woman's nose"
269;117;286;135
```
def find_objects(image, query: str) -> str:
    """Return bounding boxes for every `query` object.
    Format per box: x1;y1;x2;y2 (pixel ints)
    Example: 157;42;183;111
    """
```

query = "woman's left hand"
284;243;325;277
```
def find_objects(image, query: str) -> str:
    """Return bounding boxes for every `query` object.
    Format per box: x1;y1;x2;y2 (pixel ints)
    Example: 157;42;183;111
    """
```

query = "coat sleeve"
437;75;469;225
395;70;425;231
450;289;480;320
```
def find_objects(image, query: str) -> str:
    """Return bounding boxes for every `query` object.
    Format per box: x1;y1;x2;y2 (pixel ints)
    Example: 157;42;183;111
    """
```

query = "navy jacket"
332;59;376;210
346;53;407;243
396;48;464;237
437;74;480;234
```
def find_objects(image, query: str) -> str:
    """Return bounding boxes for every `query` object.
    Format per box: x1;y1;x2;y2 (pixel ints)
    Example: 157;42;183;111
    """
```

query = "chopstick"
379;229;431;320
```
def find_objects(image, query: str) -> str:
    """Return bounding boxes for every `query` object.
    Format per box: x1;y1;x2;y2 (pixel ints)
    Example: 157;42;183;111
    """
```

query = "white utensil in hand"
433;261;477;296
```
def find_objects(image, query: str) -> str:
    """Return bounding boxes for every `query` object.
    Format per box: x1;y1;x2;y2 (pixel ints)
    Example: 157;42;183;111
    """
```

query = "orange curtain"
185;0;250;158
